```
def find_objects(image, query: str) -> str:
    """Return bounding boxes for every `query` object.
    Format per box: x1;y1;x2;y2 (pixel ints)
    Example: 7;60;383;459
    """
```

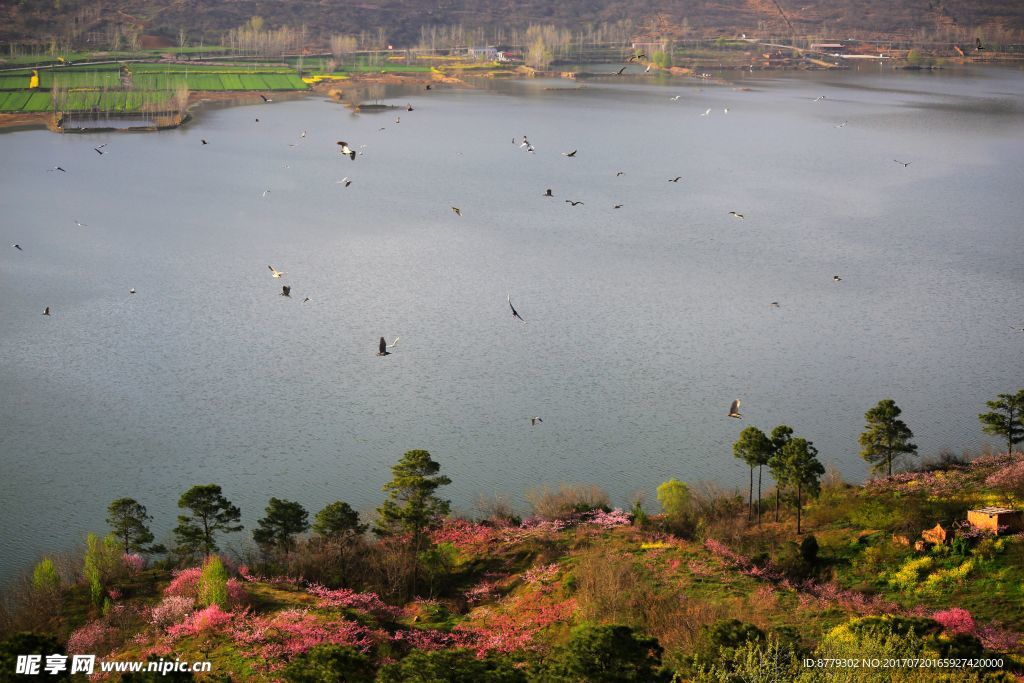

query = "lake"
1;65;1022;582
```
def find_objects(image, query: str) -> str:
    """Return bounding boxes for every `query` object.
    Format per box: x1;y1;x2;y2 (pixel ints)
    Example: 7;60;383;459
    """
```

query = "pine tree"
767;425;793;522
253;498;309;555
978;389;1024;454
733;426;772;523
779;437;824;534
859;399;917;477
312;501;367;539
173;484;243;557
106;498;156;554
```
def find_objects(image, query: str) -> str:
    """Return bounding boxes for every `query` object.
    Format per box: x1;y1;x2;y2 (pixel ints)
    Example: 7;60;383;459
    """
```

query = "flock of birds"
14;59;986;429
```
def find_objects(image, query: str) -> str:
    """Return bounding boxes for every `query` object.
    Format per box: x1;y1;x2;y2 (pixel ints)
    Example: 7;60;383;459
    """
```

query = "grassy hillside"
2;0;1023;51
3;451;1023;681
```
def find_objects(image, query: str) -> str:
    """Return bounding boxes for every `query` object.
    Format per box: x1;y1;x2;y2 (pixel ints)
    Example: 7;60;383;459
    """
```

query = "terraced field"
0;62;308;113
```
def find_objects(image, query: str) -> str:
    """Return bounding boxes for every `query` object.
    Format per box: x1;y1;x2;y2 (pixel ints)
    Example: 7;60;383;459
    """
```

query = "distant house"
967;507;1024;535
496;50;523;63
467;46;499;61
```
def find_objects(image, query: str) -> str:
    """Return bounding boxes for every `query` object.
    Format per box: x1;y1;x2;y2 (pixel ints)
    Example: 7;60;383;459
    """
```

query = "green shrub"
198;555;229;608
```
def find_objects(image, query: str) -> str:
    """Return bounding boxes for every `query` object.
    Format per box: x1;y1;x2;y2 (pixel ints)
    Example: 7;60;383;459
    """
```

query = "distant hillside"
3;0;1023;49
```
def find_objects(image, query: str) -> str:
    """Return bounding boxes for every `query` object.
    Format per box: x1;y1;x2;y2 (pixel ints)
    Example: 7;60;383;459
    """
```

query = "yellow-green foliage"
887;556;932;592
921;559;974;593
199;555;229;608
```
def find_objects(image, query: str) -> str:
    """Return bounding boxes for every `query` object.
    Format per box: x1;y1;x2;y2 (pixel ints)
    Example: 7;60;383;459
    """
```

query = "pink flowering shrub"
465;578;503;605
226;578;248;608
985;460;1024;502
122;553;145;575
431;519;499;551
307;585;400;619
150;596;195;630
586;508;632;528
228;609;379;671
67;620;119;655
107;587;122;602
932;608;975;635
164;567;202;601
391;628;457;651
522;563;560;585
167;604;234;638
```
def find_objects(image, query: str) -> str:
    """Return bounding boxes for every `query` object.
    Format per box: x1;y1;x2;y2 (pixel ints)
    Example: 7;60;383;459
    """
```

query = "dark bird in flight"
303;297;310;303
129;288;136;294
407;103;414;111
770;301;780;307
614;204;623;209
425;84;432;90
893;159;911;167
565;200;584;206
833;275;843;282
562;150;577;157
531;417;543;426
281;285;291;297
93;144;106;155
12;243;22;250
727;399;742;419
729;211;744;219
451;206;462;217
260;94;272;102
544;189;553;197
616;171;625;176
338;177;352;187
976;37;984;51
668;177;682;183
42;306;50;316
201;139;208;145
337;141;356;160
628;53;647;62
614;66;627;75
47;167;67;172
508;294;526;323
377;336;399;355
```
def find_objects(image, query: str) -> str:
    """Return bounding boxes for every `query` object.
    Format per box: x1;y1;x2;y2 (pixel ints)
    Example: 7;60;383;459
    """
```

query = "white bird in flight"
701;108;712;116
268;266;285;278
727;399;742;419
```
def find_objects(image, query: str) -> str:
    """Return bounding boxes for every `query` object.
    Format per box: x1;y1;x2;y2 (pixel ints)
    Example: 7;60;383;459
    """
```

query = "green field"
0;75;30;90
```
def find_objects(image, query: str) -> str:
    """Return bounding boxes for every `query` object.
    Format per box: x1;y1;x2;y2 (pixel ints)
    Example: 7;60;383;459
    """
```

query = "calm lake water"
2;65;1023;581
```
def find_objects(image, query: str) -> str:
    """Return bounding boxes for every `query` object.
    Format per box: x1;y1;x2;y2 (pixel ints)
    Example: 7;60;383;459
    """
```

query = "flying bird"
835;121;848;128
614;204;623;209
833;275;842;282
813;95;826;101
770;301;780;307
727;399;742;419
74;220;87;227
302;297;310;303
281;285;291;297
451;206;462;217
377;336;399;355
724;108;729;114
260;94;272;102
701;108;711;116
565;200;584;206
425;84;432;90
12;243;22;250
562;150;577;157
616;171;625;176
507;294;526;323
262;189;270;197
645;64;652;73
268;266;285;278
337;177;352;187
42;306;50;316
668;177;682;183
93;144;106;155
337;141;356;160
47;167;66;172
530;417;543;426
893;160;911;167
543;189;553;197
129;288;136;294
407;103;414;111
201;140;208;145
729;211;744;219
614;66;627;75
394;116;400;124
670;95;681;101
975;37;985;51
